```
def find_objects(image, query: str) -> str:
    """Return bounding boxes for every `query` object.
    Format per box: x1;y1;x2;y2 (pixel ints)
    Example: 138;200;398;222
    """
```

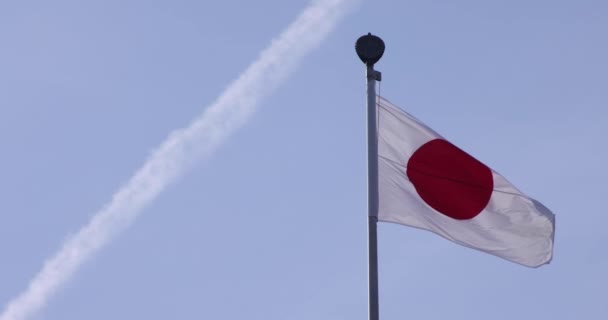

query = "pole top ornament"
355;33;385;66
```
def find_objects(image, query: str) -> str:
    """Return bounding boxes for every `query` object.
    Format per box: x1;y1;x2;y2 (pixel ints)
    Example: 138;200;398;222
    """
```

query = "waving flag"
376;96;555;267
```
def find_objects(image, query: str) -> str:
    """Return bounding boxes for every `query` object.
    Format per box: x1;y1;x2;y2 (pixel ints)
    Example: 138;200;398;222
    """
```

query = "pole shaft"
366;65;380;320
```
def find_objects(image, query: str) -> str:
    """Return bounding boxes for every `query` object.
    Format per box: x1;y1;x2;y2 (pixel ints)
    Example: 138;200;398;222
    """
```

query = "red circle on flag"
406;139;493;220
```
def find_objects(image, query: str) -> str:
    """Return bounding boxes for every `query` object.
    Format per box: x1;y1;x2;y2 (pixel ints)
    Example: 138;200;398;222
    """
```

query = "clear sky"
1;0;607;319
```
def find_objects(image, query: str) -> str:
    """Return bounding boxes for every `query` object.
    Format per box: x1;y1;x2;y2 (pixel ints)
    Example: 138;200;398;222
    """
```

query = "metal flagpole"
355;33;385;320
366;64;380;320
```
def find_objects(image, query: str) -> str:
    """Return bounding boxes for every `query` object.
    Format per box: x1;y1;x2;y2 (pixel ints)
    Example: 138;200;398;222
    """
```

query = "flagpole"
356;33;385;320
366;64;380;320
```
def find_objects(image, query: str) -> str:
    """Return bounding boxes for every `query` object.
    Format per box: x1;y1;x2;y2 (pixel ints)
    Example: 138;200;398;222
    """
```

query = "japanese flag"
377;96;555;267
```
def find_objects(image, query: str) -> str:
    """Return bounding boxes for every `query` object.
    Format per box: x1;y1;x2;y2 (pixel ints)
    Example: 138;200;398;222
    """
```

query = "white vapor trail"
0;1;355;319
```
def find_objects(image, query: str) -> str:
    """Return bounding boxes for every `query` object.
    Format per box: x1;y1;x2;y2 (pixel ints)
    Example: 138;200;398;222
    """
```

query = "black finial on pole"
355;33;385;66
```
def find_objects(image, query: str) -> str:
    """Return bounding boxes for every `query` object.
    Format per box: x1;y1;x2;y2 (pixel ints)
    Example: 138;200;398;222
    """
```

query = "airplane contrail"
0;1;356;318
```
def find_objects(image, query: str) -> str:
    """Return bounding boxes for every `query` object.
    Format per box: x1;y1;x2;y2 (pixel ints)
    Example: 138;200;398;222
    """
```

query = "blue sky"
1;0;607;319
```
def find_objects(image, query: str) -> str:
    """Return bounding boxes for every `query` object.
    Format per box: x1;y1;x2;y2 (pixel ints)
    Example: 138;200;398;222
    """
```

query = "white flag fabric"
377;96;555;267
